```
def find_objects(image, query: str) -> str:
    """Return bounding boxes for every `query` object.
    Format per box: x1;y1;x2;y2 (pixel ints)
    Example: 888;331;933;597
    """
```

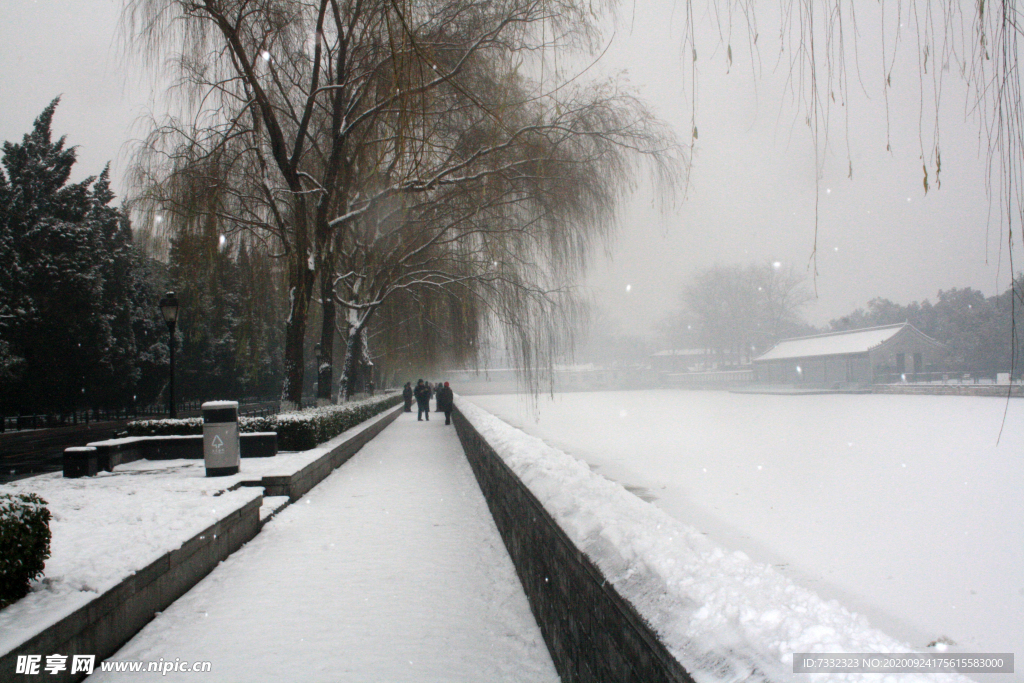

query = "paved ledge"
0;495;262;683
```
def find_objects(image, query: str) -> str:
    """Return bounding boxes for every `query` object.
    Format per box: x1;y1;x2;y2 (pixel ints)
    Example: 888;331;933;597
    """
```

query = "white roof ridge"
776;322;907;344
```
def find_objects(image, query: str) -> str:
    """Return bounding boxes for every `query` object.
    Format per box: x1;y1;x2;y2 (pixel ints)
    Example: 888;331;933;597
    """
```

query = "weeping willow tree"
325;69;678;398
606;1;1024;388
667;1;1024;328
123;0;681;405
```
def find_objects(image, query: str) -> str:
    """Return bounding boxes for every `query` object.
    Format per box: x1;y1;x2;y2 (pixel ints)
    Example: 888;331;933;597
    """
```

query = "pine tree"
0;98;161;415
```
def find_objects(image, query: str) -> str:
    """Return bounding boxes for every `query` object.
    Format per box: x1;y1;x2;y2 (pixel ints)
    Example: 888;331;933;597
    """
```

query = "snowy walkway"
90;412;559;682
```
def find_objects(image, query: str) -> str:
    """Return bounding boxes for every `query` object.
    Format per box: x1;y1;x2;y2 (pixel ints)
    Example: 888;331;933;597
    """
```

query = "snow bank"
0;469;261;655
201;400;238;409
457;401;972;683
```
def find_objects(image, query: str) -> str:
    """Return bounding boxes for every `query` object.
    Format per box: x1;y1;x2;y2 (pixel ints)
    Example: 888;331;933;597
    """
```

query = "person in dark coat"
413;379;431;421
436;381;454;425
402;382;413;412
434;380;444;411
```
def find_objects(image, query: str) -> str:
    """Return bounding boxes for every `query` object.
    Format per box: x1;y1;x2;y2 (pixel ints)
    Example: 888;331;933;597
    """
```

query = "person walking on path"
414;379;431;421
437;382;455;425
435;381;444;412
402;382;413;412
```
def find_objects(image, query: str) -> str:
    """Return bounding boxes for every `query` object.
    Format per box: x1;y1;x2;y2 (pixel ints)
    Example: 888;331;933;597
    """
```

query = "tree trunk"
318;277;335;403
340;324;373;402
282;263;315;408
340;326;359;402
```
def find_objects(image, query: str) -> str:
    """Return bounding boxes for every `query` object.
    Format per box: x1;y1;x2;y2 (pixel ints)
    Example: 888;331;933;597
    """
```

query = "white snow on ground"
464;390;1023;682
89;413;558;683
0;470;261;655
0;407;399;657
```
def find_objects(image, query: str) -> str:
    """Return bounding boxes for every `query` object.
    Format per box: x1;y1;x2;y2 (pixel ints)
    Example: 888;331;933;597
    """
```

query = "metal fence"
0;397;282;433
664;369;756;386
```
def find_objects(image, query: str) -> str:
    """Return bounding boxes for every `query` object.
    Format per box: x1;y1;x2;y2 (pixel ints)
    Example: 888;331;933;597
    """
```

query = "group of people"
402;379;455;425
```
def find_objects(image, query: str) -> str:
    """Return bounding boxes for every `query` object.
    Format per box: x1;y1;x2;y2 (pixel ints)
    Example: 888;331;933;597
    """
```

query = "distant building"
752;323;945;386
649;349;708;373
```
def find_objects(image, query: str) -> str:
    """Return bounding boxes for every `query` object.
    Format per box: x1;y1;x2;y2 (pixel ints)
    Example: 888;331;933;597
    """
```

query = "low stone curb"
2;404;404;682
873;384;1023;397
63;433;278;478
0;494;262;683
232;404;403;502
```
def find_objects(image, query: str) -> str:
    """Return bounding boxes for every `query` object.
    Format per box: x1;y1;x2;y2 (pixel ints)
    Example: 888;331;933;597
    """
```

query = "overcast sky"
1;0;1017;335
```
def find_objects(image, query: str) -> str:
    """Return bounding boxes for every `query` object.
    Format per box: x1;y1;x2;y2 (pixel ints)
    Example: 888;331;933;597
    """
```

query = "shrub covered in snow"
123;393;402;451
257;394;402;450
123;417;205;436
0;492;52;609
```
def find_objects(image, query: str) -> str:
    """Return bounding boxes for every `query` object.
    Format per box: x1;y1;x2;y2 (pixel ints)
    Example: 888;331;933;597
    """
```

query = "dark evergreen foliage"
164;225;285;402
0;99;165;414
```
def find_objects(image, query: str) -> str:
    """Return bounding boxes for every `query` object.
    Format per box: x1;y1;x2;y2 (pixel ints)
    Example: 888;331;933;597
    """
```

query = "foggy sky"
1;0;1016;336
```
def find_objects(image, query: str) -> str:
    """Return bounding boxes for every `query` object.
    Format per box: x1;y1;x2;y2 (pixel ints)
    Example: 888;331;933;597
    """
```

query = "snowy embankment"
458;400;973;683
467;390;1022;674
0;467;261;655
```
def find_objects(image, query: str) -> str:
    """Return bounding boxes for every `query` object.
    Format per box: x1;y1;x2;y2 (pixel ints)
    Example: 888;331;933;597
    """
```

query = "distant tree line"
164;222;286;402
829;281;1024;378
664;262;1023;378
662;262;816;366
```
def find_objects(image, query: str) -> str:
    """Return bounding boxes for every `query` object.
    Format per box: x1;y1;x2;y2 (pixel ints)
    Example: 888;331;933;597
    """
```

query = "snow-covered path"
89;412;558;682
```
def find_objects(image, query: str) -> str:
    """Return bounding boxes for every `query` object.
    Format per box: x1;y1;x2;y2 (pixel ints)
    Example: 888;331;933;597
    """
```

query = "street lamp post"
314;343;322;406
159;292;180;419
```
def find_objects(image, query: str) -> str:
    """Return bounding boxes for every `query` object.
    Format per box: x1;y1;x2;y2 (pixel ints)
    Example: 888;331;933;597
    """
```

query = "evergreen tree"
0;98;161;415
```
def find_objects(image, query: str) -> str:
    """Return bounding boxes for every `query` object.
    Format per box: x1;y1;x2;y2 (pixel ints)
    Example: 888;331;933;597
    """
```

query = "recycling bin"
202;400;240;476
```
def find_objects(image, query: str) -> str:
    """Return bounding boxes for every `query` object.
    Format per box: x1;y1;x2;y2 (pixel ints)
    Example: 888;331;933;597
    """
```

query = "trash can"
202;400;240;476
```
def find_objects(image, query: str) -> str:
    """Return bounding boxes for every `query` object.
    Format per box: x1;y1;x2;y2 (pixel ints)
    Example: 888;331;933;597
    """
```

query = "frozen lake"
464;390;1023;669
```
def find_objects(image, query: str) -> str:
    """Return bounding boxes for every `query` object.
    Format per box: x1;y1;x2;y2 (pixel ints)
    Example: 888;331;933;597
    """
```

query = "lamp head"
159;292;179;324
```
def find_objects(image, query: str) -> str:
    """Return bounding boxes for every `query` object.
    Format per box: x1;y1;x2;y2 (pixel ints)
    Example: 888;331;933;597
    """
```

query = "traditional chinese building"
753;323;946;386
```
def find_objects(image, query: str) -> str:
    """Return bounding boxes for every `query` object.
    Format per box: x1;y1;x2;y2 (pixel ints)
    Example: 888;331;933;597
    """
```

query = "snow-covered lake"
464;390;1023;672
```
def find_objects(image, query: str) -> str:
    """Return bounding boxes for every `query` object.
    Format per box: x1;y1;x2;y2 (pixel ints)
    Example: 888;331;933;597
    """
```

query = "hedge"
123;393;403;451
0;492;52;609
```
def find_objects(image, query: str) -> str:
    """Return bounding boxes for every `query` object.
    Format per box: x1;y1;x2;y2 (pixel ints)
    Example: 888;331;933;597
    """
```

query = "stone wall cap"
201;400;239;409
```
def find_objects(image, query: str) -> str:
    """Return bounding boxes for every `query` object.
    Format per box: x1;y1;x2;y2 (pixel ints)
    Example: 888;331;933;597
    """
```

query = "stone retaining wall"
873;384;1023;397
0;495;262;683
452;407;693;683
